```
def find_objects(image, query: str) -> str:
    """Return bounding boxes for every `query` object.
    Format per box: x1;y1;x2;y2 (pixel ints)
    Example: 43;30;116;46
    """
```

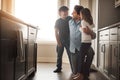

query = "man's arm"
83;26;96;39
55;28;62;47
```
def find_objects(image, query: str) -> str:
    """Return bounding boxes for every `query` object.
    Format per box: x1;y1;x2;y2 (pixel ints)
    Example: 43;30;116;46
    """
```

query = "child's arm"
81;20;88;34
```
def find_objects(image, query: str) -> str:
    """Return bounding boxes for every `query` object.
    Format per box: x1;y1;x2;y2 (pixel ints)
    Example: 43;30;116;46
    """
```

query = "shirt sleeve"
54;20;60;29
67;16;72;21
81;20;87;28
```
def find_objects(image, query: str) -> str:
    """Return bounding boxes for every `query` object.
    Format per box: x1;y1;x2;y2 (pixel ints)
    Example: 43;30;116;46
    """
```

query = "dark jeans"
71;49;79;74
78;43;91;75
71;46;94;75
56;42;72;70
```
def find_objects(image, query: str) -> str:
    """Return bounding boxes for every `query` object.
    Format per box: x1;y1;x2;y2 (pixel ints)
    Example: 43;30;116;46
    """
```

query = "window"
15;0;57;42
69;0;80;15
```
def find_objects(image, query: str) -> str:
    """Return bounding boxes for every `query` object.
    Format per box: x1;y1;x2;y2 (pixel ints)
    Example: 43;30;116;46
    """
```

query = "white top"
80;20;94;43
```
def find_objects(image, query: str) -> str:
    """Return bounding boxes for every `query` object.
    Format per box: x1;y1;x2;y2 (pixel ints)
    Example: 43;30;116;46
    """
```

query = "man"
54;6;72;73
69;5;95;80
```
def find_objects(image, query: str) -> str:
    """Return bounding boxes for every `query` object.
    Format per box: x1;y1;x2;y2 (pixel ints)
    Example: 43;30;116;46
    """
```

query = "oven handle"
17;30;25;62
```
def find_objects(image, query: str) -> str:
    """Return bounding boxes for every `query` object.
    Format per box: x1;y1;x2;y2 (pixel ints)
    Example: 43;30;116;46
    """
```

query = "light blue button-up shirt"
69;19;81;53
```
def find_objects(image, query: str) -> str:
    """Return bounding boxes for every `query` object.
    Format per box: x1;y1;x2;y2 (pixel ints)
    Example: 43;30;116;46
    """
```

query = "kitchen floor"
28;63;109;80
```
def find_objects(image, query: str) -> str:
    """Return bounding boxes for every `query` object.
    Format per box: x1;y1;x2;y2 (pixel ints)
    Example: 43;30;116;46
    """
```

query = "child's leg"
78;43;91;74
84;47;94;77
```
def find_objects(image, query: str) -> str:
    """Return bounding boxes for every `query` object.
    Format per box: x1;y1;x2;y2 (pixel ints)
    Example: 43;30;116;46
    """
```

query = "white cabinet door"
109;42;118;80
98;41;105;71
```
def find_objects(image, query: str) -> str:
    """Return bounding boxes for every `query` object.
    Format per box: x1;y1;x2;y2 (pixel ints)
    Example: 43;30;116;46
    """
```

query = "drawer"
28;27;37;43
118;27;120;41
118;63;120;80
99;29;109;41
118;26;120;36
110;27;118;41
99;31;104;40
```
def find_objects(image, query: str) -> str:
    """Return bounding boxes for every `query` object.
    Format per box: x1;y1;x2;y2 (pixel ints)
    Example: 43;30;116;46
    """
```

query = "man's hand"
83;26;96;39
83;26;91;35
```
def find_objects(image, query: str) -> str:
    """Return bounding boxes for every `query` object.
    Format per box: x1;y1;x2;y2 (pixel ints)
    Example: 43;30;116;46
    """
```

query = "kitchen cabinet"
118;27;120;62
109;27;118;80
118;26;120;80
98;41;109;75
15;24;28;80
109;42;118;80
98;25;120;80
0;10;38;80
27;27;37;75
98;29;110;75
0;15;20;80
118;63;120;80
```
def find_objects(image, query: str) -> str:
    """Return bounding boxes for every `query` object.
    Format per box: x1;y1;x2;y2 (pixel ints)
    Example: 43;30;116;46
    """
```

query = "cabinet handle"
103;44;105;53
30;32;34;35
119;44;120;60
17;30;25;62
114;46;118;57
116;46;118;57
105;34;108;36
110;45;112;67
111;33;117;35
101;44;103;53
114;47;116;57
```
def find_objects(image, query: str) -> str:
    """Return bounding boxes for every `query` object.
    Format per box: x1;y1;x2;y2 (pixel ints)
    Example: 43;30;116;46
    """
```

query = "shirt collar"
71;19;81;25
76;20;81;25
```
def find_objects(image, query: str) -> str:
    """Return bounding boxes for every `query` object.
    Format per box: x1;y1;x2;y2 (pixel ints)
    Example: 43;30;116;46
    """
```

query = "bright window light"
15;0;57;42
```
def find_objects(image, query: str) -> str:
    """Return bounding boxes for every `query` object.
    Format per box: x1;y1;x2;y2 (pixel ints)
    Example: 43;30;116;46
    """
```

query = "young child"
73;8;95;80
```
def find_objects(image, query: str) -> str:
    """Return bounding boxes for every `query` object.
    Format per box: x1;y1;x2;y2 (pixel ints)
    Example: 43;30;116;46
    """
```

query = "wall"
91;0;100;67
0;0;1;10
37;0;70;63
37;42;69;63
1;0;14;14
98;0;120;29
80;0;90;8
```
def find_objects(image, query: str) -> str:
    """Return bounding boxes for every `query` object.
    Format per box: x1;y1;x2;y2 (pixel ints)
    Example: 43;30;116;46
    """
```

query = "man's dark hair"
74;5;84;15
59;6;69;12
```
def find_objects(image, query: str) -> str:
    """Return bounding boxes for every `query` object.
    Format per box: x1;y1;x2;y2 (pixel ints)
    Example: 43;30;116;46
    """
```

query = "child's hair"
81;8;93;25
59;6;69;12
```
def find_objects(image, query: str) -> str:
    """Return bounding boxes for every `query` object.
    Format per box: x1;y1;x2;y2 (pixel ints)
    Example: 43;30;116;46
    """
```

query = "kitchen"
0;0;120;80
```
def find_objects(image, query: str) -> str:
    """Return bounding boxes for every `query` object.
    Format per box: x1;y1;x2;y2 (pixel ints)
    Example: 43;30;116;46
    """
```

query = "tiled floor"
28;63;109;80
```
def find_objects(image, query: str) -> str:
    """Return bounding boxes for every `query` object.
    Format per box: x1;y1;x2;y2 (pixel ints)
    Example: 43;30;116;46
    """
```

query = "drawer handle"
111;33;117;35
30;33;34;35
114;47;118;57
119;44;120;60
101;44;105;53
110;45;112;67
105;34;109;36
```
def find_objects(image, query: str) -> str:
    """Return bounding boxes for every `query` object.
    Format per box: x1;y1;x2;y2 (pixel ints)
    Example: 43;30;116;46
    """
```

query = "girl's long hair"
81;8;93;25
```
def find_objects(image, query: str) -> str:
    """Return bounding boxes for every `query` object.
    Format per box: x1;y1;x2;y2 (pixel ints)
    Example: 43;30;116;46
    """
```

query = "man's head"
72;5;84;20
59;6;69;19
